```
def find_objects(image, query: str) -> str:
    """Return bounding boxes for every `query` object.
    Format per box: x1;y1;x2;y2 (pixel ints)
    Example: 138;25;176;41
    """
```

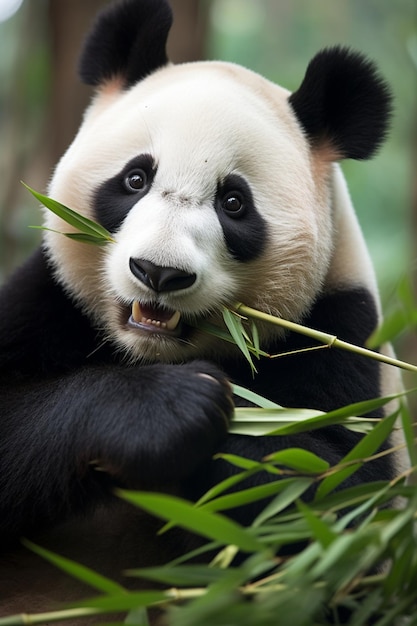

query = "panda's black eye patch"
215;174;267;262
93;154;156;233
124;168;148;193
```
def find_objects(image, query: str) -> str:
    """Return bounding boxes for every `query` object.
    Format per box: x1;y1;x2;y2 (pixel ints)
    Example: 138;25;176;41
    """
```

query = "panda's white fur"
324;165;380;299
45;61;334;363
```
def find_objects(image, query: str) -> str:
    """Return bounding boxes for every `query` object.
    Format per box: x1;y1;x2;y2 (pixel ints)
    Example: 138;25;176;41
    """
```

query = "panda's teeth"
165;310;181;330
131;302;181;331
132;301;142;323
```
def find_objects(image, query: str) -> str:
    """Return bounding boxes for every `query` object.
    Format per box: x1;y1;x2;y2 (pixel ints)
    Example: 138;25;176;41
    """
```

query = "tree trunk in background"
168;0;208;63
47;0;208;167
47;0;107;166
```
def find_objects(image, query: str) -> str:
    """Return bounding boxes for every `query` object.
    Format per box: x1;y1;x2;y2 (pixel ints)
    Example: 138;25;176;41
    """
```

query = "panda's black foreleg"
0;360;233;547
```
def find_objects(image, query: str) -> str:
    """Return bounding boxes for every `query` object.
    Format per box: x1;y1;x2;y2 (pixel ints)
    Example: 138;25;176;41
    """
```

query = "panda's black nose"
129;258;197;292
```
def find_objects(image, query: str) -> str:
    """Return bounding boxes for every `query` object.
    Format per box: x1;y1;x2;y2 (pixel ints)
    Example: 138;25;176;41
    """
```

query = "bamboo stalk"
234;303;417;374
0;608;102;626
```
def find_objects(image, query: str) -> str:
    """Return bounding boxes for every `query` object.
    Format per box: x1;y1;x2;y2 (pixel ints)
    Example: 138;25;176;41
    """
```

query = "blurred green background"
0;0;416;301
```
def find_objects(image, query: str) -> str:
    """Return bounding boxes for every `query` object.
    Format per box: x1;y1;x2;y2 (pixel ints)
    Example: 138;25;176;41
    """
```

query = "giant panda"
0;0;405;618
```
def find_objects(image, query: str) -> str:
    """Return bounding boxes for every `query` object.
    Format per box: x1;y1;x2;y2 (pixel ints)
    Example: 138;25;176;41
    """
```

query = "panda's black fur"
0;0;403;617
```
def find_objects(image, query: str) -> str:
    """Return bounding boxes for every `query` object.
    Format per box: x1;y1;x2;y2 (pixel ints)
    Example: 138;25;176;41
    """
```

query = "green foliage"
368;273;417;347
1;400;414;626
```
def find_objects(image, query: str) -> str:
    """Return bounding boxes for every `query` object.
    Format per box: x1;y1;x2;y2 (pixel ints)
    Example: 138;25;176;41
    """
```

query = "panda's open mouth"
127;301;182;335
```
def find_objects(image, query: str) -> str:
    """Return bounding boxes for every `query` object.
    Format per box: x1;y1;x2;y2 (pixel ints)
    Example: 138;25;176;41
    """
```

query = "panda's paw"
178;360;235;431
89;361;234;487
140;361;234;484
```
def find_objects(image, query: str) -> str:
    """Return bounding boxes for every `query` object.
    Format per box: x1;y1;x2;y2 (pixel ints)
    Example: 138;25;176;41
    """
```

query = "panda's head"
44;0;391;363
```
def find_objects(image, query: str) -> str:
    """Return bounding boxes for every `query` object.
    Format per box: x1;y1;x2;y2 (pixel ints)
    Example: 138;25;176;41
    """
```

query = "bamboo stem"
0;608;102;626
234;303;417;374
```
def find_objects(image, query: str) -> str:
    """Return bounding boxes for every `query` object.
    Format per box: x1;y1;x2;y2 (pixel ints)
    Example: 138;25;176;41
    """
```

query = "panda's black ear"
78;0;173;89
289;47;392;160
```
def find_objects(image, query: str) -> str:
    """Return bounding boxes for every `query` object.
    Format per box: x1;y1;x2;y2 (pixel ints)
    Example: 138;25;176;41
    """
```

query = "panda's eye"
222;192;244;217
124;169;148;193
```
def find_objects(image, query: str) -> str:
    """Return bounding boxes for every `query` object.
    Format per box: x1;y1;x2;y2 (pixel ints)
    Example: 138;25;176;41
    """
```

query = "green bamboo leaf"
30;225;111;246
63;233;113;245
309;530;377;584
167;541;221;568
230;419;290;436
239;320;253;345
252;477;313;527
159;467;263;534
335;482;394;533
258;524;313;546
222;308;256;372
200;478;301;513
196;468;260;506
268;392;406;436
384;530;416;597
233;407;315;420
172;459;277;532
297;501;337;548
195;321;269;357
196;321;238;345
315;411;398;500
233;407;375;437
232;384;282;408
118;491;264;553
367;308;410;347
399;400;417;467
312;504;417;591
366;275;417;346
282;541;323;580
22;539;126;595
211;453;261;470
209;544;240;569
125;607;151;626
23;183;115;243
367;273;417;349
397;273;416;310
311;480;391;513
231;407;328;436
264;448;330;474
126;565;225;586
250;319;260;355
213;452;278;475
379;497;417;544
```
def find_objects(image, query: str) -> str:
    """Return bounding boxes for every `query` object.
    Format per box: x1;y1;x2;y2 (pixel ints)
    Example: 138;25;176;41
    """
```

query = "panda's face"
45;62;333;363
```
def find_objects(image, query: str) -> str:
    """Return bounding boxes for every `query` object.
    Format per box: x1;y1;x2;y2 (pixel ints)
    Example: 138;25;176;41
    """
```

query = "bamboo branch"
0;608;103;626
234;303;417;374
